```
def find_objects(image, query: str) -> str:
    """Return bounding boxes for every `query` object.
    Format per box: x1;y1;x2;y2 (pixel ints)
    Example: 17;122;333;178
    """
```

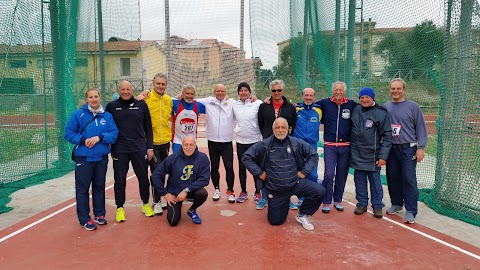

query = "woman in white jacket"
232;82;263;205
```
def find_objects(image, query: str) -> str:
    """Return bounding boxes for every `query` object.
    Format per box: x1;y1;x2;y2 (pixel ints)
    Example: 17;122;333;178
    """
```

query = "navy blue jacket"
316;98;356;143
350;103;392;171
151;147;210;196
242;135;318;191
292;103;322;145
64;104;118;162
106;97;153;153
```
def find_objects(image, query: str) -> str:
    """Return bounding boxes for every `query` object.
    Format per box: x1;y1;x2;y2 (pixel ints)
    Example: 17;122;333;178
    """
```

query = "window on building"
363;38;369;44
76;58;88;67
36;59;52;68
362;49;368;56
362;61;368;67
120;58;130;76
203;50;208;69
9;60;27;68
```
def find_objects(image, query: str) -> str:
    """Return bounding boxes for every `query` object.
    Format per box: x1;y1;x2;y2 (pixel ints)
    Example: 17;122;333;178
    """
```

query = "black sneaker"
354;205;367;215
373;208;383;218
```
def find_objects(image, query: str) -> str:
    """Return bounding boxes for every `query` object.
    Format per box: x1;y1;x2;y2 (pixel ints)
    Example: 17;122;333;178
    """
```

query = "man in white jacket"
197;84;237;203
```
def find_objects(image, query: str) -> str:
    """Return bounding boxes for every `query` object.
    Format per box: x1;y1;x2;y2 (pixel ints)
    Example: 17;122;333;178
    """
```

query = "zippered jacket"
145;91;173;145
316;97;356;144
106;97;154;153
242;135;318;191
64;103;118;162
350;103;392;171
258;96;297;139
292;103;322;145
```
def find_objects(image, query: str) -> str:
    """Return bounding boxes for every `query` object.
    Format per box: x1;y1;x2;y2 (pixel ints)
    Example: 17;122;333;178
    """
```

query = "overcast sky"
136;0;446;69
1;0;452;69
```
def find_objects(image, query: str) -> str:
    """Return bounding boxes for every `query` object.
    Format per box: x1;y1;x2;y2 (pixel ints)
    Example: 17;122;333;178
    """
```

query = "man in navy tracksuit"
242;118;325;231
315;81;357;213
152;136;211;226
106;80;155;222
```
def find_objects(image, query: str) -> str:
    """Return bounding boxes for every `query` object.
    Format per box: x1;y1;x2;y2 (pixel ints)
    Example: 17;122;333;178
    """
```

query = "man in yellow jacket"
142;73;173;215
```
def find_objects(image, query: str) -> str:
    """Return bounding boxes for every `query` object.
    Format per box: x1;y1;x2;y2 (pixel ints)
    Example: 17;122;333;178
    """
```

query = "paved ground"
1;137;479;249
1;132;480;269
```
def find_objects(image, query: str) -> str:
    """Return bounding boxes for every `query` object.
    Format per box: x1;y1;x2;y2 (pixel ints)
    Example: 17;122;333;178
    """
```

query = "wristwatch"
183;187;191;193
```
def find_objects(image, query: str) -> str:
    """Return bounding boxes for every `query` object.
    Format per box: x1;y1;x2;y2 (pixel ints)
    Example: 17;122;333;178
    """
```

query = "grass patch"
425;136;438;157
0;128;57;163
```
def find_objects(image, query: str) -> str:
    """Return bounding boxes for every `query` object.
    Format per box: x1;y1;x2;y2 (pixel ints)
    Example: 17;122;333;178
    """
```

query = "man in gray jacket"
350;87;392;218
242;117;325;231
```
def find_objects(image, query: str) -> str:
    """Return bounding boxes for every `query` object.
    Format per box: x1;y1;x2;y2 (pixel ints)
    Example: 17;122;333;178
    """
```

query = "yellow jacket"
145;90;173;145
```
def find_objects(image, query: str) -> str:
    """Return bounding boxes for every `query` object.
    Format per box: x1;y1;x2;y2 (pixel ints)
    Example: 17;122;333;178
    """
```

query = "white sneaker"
212;189;221;201
227;194;236;203
153;203;163;215
160;199;168;209
295;214;314;231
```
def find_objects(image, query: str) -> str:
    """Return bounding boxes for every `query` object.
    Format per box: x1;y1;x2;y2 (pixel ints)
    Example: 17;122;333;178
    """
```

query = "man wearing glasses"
258;79;297;139
256;80;297;209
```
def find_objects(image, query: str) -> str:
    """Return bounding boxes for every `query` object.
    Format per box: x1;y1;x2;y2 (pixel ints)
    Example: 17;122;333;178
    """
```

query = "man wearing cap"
350;87;392;218
383;78;427;224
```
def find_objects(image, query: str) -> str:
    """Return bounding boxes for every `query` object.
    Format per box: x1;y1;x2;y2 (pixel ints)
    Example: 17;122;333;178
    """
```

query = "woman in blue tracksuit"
64;89;118;231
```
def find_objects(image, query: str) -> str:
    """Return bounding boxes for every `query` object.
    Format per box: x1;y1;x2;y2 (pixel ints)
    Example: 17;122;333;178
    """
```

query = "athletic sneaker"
187;209;202;224
296;198;304;207
373;208;383;218
94;216;107;225
236;192;248;203
354;204;367;215
153;202;164;215
387;205;403;215
295;213;314;231
334;202;344;211
254;193;262;203
160;199;168;209
115;207;126;222
256;198;268;210
83;220;97;231
289;201;298;210
322;204;331;213
404;211;415;224
142;203;155;217
227;190;236;203
212;189;221;201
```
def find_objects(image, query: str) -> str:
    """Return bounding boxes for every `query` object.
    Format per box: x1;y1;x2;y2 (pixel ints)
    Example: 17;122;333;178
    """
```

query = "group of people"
64;74;427;232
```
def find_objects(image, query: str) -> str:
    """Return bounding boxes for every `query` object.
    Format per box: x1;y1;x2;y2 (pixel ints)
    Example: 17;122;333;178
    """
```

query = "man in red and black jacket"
258;79;297;139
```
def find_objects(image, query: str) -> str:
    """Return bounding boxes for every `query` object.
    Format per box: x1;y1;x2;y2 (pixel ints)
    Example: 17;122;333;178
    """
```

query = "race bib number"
392;124;401;137
180;118;196;134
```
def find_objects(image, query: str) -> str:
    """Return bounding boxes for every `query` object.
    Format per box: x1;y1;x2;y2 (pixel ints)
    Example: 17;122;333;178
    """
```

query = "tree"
374;20;444;79
273;33;334;93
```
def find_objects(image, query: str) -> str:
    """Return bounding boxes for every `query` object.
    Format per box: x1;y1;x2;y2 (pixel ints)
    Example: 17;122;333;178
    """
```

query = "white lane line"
0;174;137;243
345;201;480;260
237;149;479;260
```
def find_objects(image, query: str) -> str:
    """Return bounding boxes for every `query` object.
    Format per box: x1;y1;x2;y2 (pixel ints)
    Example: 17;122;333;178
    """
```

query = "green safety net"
0;0;479;226
250;0;479;226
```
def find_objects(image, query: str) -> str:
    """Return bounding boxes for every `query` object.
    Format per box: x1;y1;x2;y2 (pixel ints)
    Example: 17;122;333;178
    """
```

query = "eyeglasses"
271;89;283;93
